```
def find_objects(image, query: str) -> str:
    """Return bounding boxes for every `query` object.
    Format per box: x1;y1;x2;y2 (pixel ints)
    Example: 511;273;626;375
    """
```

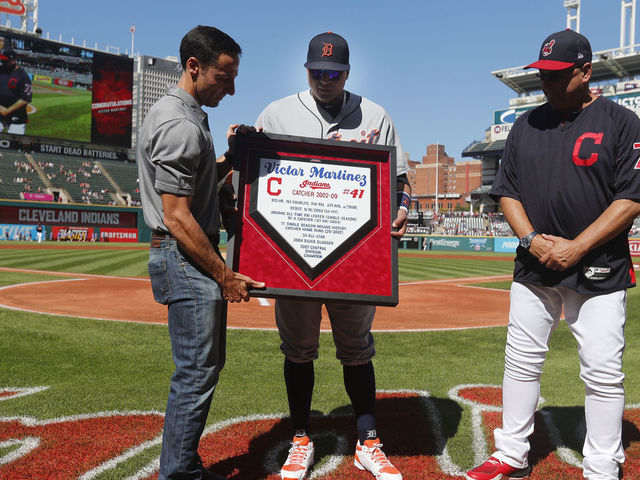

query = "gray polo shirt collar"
166;85;207;123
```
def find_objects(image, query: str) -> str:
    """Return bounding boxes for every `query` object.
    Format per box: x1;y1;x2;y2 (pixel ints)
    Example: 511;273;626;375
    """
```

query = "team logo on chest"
572;132;604;166
321;43;333;58
542;39;555;56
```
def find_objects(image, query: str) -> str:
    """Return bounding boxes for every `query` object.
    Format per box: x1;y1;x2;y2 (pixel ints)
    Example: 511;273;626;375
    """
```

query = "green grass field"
0;244;639;479
26;81;92;142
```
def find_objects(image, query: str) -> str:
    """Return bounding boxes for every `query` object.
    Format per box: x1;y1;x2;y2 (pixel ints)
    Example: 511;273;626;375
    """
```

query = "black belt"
150;230;220;248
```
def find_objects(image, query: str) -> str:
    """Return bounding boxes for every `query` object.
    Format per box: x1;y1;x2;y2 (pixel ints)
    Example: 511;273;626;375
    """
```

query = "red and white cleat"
465;456;531;480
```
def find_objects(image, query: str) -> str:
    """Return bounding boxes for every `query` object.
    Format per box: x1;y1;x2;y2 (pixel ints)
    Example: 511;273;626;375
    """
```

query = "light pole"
434;143;439;216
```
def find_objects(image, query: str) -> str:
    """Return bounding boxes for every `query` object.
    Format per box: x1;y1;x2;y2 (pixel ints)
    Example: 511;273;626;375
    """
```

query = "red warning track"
0;267;511;331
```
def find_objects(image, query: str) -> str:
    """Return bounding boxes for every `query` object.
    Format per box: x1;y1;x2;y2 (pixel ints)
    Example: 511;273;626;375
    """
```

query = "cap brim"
524;59;575;70
304;61;350;71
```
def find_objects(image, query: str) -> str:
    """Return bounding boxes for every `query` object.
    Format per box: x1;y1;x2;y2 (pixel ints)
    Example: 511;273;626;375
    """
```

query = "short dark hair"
179;25;241;70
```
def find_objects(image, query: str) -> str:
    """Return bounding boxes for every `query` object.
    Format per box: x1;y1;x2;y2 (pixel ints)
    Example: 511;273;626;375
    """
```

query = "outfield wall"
0;199;233;244
402;235;518;253
406;235;640;255
0;199;151;242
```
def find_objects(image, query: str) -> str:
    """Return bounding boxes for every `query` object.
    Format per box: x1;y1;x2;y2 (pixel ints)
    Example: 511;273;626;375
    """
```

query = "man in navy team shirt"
466;29;640;480
0;46;31;135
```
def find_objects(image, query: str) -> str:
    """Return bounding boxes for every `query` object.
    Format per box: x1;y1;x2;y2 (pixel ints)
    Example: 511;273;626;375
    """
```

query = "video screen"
0;31;133;148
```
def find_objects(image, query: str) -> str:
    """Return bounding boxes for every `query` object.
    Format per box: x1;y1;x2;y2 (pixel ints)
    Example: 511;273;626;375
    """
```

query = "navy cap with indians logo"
525;29;592;70
0;46;15;60
304;32;350;71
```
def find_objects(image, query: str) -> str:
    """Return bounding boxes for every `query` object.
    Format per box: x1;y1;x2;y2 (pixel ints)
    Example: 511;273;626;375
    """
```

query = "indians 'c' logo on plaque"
542;39;555;56
0;0;26;16
321;42;333;58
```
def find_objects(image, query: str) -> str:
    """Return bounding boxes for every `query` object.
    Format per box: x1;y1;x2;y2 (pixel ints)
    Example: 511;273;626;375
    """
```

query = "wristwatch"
519;231;538;250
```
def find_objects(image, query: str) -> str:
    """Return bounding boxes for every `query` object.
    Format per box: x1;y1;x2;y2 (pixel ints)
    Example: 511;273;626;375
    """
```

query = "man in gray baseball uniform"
138;25;263;480
255;31;411;480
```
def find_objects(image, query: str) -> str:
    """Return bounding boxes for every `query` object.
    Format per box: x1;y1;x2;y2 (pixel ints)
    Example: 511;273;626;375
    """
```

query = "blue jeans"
148;238;227;480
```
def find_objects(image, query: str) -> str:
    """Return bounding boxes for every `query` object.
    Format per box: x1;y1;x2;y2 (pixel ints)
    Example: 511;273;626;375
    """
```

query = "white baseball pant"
0;123;25;134
493;281;627;480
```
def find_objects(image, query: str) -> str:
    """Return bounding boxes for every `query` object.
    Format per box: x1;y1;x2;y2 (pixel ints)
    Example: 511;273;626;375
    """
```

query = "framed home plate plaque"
226;132;398;306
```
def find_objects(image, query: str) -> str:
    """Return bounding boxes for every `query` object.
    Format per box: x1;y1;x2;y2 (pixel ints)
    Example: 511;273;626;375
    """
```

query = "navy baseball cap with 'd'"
304;32;350;71
525;29;592;70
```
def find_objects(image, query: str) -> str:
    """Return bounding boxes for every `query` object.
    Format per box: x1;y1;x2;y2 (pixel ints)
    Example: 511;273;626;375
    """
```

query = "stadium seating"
98;159;141;205
23;152;138;205
0;150;46;200
438;214;486;235
406;212;514;237
29;153;107;204
0;151;142;205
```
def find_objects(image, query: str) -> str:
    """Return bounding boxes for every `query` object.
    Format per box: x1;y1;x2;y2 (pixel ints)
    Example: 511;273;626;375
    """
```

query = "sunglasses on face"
309;69;342;81
536;64;581;82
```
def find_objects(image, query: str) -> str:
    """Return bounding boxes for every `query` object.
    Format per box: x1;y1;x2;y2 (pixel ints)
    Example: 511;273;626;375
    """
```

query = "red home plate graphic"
2;386;640;479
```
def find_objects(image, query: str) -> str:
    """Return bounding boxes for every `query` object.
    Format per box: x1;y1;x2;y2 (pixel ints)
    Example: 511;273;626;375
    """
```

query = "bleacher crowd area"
0;150;141;207
406;211;513;237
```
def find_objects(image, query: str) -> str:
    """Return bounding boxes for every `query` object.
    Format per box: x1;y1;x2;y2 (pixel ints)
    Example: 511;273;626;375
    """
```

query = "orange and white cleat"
354;438;402;480
281;435;314;479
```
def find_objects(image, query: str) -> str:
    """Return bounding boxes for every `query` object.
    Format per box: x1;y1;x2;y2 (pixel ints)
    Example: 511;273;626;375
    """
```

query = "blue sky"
34;1;629;162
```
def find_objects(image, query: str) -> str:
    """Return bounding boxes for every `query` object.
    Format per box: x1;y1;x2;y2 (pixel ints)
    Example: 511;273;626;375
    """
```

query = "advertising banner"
23;192;54;202
493;106;535;125
33;74;52;84
494;236;519;253
427;236;494;252
611;91;640;117
0;138;23;150
52;226;93;241
100;228;138;242
54;78;74;88
33;143;127;161
630;239;640;257
227;132;398;305
468;237;493;251
0;205;137;228
489;124;512;142
0;223;36;240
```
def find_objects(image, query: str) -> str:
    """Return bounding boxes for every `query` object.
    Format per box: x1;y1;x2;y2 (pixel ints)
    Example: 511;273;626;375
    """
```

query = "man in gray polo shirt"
137;25;263;480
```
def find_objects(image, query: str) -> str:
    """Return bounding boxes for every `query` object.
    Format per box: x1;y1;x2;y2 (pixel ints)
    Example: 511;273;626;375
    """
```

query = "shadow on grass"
202;397;640;478
204;392;463;479
514;406;640;479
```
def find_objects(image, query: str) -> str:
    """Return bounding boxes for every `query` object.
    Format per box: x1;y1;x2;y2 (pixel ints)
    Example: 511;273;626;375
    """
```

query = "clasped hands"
530;234;586;271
